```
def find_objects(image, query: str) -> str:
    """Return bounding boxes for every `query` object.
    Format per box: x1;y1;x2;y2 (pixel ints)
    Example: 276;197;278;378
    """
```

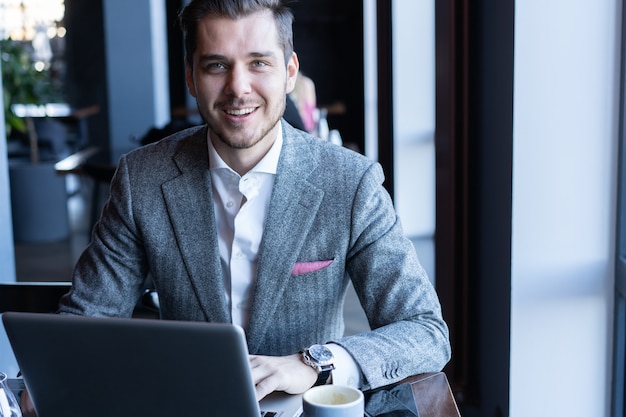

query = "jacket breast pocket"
291;259;334;276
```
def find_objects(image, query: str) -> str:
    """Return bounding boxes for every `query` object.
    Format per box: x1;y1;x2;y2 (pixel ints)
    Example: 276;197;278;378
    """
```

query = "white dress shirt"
208;133;280;326
207;128;362;388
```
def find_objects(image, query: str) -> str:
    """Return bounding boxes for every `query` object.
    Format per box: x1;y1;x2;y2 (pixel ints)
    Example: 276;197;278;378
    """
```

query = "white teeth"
226;108;254;116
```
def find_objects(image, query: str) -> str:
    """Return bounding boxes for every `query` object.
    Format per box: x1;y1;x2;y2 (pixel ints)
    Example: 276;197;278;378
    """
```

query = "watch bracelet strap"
314;368;332;386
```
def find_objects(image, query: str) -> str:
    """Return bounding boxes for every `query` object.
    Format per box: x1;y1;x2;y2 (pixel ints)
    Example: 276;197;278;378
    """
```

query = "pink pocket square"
291;260;334;275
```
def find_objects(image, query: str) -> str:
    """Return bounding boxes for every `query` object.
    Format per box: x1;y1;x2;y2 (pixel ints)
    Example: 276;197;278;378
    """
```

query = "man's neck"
210;124;280;176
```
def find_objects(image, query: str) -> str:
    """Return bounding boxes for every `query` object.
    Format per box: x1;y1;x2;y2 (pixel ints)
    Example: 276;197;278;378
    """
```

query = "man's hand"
20;388;37;417
249;353;318;400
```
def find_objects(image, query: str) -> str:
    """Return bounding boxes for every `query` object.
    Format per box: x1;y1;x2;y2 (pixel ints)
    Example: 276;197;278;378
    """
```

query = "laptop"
2;312;303;417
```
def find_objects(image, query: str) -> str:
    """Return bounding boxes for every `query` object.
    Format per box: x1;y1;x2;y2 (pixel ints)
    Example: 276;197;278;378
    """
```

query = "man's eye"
251;60;267;68
203;62;226;72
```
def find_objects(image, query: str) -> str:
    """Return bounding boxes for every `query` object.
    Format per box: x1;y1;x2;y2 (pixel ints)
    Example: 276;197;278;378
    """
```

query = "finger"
249;355;279;400
250;354;317;396
249;355;272;383
254;373;278;401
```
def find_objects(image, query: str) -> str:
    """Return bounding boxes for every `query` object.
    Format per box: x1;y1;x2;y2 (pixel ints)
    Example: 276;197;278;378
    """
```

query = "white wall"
392;1;435;238
0;46;18;380
363;0;435;238
510;0;619;416
103;0;170;149
363;0;378;162
0;61;16;281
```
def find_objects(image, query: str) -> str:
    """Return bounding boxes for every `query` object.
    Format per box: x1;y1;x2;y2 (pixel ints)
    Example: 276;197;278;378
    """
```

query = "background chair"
0;281;159;318
0;282;73;378
0;282;71;313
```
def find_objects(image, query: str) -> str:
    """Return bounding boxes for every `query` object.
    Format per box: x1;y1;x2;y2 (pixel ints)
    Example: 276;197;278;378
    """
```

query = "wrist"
300;344;335;387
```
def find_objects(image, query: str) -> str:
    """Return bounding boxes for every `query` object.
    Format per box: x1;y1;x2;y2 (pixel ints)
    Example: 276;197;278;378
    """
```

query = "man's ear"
185;59;197;98
286;52;299;94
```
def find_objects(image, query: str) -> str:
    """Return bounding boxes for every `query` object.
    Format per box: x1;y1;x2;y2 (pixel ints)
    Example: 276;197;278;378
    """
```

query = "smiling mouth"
225;107;256;116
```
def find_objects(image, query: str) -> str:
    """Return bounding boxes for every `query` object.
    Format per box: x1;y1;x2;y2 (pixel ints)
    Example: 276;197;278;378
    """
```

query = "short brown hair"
179;0;295;67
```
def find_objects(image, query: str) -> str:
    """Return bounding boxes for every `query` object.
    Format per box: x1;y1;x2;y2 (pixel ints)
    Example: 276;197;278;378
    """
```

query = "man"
52;0;449;405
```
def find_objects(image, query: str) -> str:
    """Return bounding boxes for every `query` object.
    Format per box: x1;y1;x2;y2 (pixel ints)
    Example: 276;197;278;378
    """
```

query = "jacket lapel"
161;128;230;322
246;125;325;353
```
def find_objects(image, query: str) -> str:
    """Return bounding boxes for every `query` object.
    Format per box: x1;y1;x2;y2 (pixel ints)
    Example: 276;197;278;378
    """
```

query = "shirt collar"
207;126;283;175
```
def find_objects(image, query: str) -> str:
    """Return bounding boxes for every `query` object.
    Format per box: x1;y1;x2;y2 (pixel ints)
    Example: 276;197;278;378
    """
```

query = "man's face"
185;10;298;152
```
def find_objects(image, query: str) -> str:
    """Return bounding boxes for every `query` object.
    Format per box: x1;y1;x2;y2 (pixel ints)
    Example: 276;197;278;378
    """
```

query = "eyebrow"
197;51;277;62
248;51;276;59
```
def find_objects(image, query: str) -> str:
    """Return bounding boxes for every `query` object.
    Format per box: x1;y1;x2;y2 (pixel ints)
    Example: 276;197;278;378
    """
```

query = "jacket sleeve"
57;154;149;318
331;162;451;390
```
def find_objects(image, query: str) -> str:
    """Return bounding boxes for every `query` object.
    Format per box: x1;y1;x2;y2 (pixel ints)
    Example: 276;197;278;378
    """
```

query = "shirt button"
226;201;234;208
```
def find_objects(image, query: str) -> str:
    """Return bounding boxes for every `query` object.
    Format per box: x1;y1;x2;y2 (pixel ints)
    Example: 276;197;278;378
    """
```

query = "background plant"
1;38;60;139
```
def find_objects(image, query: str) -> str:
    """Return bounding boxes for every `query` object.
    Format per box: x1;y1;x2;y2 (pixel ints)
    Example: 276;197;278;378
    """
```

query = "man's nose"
224;65;252;97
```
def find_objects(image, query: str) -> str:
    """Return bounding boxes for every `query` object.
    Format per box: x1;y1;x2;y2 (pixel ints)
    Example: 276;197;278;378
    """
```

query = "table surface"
7;372;459;417
364;373;460;417
55;146;135;176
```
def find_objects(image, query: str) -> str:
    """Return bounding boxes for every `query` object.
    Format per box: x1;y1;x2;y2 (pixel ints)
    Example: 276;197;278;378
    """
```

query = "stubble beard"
211;121;273;150
202;96;286;151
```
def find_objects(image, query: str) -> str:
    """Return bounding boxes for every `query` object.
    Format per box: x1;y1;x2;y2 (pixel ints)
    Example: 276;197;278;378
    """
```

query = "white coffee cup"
302;385;364;417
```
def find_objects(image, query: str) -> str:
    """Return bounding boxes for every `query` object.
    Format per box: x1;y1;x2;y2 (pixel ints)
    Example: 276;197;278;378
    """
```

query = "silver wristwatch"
300;344;335;386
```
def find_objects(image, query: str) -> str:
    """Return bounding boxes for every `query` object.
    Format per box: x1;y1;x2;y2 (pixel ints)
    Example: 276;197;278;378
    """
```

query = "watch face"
309;344;334;364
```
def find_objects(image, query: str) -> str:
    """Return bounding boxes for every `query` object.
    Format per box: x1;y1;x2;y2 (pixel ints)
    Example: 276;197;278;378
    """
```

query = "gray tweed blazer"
59;120;450;390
